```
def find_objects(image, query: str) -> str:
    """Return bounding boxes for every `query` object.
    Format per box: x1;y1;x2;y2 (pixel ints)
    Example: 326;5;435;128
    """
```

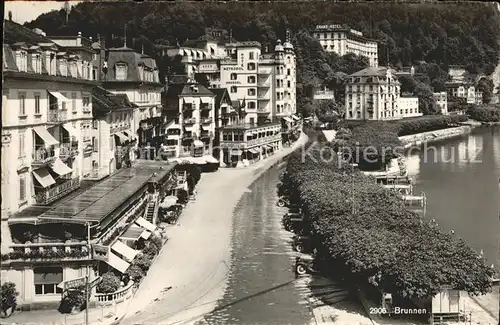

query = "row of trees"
283;142;495;299
467;105;500;123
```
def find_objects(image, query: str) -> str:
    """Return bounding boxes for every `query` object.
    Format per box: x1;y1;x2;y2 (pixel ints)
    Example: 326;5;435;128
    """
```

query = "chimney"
8;11;12;21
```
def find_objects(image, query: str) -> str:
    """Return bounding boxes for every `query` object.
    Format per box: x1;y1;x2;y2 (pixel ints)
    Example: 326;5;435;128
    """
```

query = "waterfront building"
1;21;96;221
163;81;217;160
0;160;179;310
397;96;422;118
313;24;378;67
445;82;483;105
433;91;448;115
219;123;282;168
89;86;137;179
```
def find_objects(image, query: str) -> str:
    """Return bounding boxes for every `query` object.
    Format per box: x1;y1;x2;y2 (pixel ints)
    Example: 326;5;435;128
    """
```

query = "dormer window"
115;63;128;80
69;61;77;77
16;51;28;72
60;59;68;77
32;53;42;74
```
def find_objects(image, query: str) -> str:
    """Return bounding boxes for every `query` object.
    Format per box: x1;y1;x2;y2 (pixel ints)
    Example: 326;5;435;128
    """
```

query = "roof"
3;44;17;71
92;86;137;116
349;67;389;77
4;20;53;45
36;161;177;227
104;47;160;84
166;83;215;98
221;122;281;131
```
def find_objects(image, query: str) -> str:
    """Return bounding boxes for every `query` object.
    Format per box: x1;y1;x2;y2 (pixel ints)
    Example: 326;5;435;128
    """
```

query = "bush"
58;288;84;313
142;243;159;257
467;105;500;122
283;144;495;299
133;254;152;272
395;115;468;136
0;282;19;316
96;272;121;294
149;235;163;251
126;265;145;283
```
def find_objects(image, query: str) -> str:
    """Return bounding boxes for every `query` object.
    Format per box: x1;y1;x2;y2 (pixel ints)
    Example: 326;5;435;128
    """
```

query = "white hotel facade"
314;24;379;67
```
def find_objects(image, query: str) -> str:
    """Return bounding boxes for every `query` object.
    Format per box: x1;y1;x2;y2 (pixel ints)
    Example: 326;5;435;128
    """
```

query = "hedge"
283;144;494;299
395;115;468;136
467;105;500;122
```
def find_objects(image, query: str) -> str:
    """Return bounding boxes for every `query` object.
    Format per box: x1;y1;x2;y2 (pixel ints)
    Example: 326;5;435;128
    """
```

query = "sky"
4;1;80;24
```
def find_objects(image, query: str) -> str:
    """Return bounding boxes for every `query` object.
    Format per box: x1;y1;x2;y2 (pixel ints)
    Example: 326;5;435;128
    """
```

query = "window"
83;96;90;112
287;68;291;76
249;117;255;125
249;52;254;60
19;174;26;202
92;68;97;80
247;63;256;70
115;63;128;80
230;86;237;93
19;132;25;157
247;76;256;84
230;73;237;81
60;93;67;110
60;59;68;76
247;88;256;96
16;51;28;72
287;81;291;88
34;267;63;295
247;101;256;109
18;93;26;115
34;94;41;114
276;92;280;100
71;93;77;112
32;54;42;73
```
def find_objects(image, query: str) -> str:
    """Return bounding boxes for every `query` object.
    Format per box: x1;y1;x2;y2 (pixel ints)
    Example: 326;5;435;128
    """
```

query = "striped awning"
50;158;72;176
32;168;56;188
115;132;129;143
106;251;131;273
62;124;78;138
33;127;59;146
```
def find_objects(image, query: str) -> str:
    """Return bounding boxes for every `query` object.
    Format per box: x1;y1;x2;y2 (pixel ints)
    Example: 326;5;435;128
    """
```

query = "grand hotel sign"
316;24;343;30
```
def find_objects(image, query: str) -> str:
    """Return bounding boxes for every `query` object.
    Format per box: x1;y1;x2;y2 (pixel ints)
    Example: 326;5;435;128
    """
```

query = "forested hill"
26;2;499;73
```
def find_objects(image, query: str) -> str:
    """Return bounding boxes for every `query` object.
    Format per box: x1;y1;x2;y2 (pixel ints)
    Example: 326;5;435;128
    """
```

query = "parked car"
277;196;290;207
292;235;310;253
294;254;317;276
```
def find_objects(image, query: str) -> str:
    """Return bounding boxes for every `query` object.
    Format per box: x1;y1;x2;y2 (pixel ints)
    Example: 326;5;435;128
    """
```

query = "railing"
182;134;194;140
47;110;68;123
59;143;79;158
183;105;193;112
200;104;213;111
110;124;130;133
32;148;57;167
201;117;212;124
257;108;269;113
95;281;135;306
183;117;196;125
35;178;81;205
2;242;90;263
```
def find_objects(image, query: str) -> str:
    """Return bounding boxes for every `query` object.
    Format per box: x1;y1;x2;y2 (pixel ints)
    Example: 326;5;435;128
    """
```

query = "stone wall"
399;126;472;149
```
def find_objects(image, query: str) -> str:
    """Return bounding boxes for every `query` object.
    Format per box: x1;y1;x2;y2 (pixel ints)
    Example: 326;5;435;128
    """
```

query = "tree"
126;264;145;283
414;82;439;115
133;254;152;272
476;77;494;104
0;282;18;317
97;272;121;294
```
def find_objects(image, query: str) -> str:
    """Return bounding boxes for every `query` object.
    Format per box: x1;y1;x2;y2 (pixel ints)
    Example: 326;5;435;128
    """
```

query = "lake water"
406;126;500;267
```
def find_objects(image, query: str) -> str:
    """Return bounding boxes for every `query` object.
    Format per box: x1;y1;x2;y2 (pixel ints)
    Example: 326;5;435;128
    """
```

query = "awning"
140;230;151;240
159;196;178;209
62;124;78;138
282;116;294;123
231;149;243;156
115;132;129;143
50;158;72;176
120;225;144;241
292;114;300;121
266;144;274;149
32;168;56;188
204;155;219;164
33;126;59;146
106;251;131;274
48;91;69;103
249;148;260;154
111;240;139;263
135;217;156;232
193;140;204;147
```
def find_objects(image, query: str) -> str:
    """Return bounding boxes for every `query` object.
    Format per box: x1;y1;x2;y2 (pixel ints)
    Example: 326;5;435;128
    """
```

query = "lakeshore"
399;126;473;149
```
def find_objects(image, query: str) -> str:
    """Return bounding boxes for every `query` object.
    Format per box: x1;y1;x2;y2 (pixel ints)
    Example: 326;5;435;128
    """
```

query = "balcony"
257;108;270;114
200;131;213;139
95;281;134;306
35;177;81;205
200;104;213;111
201;117;212;124
182;133;194;141
47;109;68;123
110;123;131;133
59;142;79;159
32;147;57;168
183;104;194;112
183;117;196;125
1;242;90;263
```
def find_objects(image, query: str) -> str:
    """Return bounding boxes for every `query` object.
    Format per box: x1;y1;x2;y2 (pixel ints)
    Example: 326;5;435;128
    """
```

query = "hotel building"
314;24;378;67
345;67;422;120
445;82;483;105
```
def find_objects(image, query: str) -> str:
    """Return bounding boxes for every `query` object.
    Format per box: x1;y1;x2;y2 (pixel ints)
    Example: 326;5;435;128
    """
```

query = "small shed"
430;288;463;324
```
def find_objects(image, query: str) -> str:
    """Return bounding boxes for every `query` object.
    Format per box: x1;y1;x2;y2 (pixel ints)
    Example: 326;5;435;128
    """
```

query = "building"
1;21;97;222
219;123;282;168
397;96;422;118
433;91;448;115
345;67;424;120
313;86;335;101
314;24;378;67
162;30;297;124
90;86;138;179
445;82;483;105
0;160;179;310
163;82;217;160
94;40;165;147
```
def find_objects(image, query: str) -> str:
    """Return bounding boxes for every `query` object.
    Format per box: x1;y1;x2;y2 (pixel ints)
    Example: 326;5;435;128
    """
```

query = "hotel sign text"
316;24;343;30
223;67;244;71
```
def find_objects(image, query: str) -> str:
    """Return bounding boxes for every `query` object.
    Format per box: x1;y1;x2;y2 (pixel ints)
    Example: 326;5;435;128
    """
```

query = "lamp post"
85;222;90;325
